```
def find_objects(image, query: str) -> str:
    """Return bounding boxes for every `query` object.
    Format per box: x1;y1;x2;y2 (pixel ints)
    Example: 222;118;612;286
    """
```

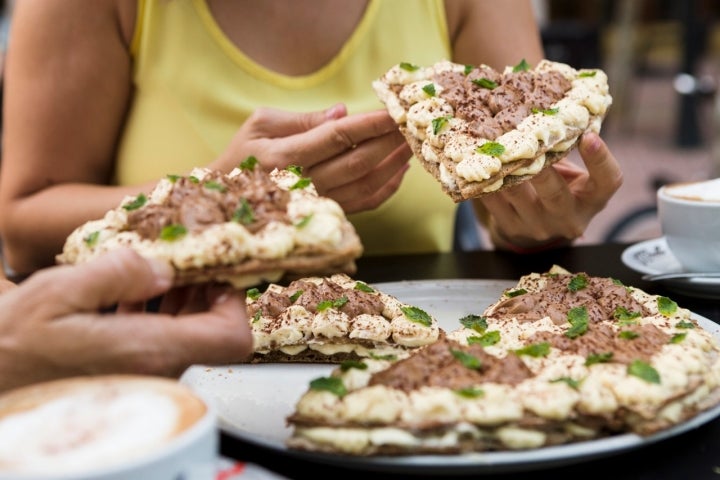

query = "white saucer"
622;237;720;299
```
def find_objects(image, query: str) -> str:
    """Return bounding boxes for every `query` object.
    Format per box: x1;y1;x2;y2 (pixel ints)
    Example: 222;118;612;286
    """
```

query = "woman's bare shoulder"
12;0;136;48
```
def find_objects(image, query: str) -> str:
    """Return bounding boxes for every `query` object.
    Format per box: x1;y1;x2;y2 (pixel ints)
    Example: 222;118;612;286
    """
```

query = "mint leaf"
401;306;432;327
309;377;347;397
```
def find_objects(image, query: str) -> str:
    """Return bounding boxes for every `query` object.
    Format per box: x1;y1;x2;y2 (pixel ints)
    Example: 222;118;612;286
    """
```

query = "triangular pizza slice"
373;59;612;202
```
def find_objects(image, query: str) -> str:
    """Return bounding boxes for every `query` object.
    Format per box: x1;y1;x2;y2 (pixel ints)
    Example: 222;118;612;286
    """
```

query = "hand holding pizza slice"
373;59;612;202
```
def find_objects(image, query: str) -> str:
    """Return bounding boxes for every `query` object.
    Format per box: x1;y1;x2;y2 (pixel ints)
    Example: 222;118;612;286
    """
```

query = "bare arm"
445;0;545;69
445;0;622;250
0;0;148;274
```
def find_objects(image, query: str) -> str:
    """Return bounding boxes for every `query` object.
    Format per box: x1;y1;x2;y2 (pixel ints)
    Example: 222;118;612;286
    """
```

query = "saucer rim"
621;236;683;276
622;237;720;298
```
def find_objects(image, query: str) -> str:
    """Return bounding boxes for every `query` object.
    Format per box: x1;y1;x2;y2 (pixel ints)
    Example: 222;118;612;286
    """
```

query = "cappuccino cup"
0;375;217;480
657;178;720;273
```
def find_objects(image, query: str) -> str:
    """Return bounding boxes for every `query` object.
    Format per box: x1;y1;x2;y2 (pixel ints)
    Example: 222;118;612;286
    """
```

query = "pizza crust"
373;59;612;202
56;167;363;288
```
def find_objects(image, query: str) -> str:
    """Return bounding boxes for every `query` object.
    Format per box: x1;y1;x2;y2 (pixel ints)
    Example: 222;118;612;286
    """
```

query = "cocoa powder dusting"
126;169;290;239
491;273;667;364
531;323;670;364
489;274;651;325
369;337;532;392
431;66;571;140
252;277;386;331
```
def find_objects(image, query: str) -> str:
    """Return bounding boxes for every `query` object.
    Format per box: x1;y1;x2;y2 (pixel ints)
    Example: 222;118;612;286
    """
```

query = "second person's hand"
0;248;253;393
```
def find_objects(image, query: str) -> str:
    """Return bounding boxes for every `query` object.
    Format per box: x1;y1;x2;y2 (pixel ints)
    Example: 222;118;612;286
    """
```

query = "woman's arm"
0;0;145;274
445;0;545;69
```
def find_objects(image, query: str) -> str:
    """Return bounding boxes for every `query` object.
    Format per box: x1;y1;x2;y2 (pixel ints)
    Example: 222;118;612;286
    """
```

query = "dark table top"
221;243;720;479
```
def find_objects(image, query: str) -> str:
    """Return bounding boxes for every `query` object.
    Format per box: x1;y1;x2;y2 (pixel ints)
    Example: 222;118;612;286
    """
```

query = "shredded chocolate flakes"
369;337;533;392
126;169;291;239
432;67;571;140
488;274;650;325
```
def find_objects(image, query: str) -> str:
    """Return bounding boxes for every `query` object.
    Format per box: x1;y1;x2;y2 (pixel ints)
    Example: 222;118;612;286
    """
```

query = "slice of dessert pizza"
56;160;363;288
284;268;720;455
246;273;441;363
373;59;612;202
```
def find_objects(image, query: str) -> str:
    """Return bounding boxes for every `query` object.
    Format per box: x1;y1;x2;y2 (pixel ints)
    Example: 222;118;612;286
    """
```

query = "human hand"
0;249;253;393
215;104;412;213
0;279;15;295
475;132;623;251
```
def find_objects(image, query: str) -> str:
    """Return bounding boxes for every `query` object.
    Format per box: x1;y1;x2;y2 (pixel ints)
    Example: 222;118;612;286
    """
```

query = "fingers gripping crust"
56;166;363;288
373;59;612;202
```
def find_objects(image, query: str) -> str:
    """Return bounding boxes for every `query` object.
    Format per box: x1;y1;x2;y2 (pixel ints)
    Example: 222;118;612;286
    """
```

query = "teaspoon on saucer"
641;272;720;282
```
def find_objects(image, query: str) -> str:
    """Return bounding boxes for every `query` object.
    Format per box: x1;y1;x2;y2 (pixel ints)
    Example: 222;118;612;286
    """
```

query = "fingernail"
148;259;174;288
210;284;237;304
581;132;601;155
324;103;346;120
214;293;230;305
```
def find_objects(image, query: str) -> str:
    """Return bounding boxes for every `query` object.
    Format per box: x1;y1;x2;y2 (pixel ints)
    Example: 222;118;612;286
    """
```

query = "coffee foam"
664;178;720;202
0;375;208;475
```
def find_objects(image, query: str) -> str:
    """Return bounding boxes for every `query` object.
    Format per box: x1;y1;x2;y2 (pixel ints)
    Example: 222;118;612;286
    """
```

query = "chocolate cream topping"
431;66;571;140
368;336;533;393
490;273;669;364
368;273;670;393
127;169;290;239
248;277;386;328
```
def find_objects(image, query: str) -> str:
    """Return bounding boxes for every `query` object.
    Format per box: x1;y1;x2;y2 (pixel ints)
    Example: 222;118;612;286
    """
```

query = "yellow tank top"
119;0;456;255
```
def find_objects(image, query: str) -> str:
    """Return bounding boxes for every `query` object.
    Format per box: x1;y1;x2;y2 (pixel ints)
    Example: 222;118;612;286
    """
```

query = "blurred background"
535;0;720;246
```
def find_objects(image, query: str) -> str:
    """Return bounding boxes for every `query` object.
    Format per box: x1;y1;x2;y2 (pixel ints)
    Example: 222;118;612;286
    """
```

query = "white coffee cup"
657;178;720;272
0;375;218;480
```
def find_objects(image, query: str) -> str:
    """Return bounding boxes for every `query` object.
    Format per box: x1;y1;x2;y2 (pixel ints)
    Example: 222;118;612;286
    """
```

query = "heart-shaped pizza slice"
373;59;612;202
56;161;363;288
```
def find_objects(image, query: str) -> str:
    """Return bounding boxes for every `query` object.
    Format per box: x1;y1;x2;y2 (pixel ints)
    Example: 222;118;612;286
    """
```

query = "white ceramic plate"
621;237;720;299
181;279;720;475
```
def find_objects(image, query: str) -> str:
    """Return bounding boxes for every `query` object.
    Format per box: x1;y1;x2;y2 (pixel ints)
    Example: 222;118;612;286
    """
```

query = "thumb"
20;249;174;316
576;132;623;203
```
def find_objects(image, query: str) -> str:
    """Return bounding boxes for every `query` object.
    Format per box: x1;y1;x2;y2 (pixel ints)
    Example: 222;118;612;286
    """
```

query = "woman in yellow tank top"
0;0;622;275
118;0;456;257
